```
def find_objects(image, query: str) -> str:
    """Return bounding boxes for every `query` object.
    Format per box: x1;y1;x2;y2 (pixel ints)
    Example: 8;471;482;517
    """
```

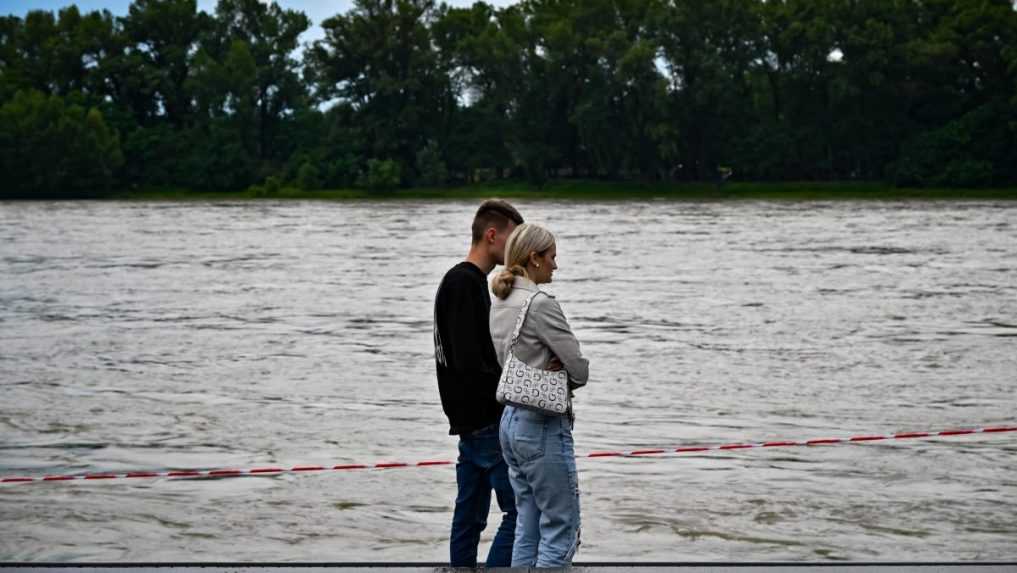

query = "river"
1;200;1015;561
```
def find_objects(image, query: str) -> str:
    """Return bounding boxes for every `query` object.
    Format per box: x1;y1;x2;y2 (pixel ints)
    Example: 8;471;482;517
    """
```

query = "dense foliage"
2;0;1016;197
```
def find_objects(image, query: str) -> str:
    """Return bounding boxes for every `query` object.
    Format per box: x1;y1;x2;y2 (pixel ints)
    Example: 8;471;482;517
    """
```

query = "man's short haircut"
472;199;524;243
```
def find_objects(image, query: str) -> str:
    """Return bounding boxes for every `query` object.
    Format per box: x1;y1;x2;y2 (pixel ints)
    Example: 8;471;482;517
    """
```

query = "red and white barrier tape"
2;425;1014;485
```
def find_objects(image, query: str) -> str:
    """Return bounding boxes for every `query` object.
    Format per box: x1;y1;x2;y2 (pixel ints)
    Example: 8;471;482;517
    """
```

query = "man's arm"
440;277;499;376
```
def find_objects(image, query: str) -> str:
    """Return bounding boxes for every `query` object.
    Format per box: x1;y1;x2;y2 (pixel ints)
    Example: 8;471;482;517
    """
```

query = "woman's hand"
546;355;563;371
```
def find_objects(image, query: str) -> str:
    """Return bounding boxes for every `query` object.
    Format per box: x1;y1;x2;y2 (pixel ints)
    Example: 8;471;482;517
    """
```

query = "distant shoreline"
11;181;1017;202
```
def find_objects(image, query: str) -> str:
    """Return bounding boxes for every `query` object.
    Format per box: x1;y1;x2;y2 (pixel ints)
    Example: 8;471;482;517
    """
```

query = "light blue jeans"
499;405;581;567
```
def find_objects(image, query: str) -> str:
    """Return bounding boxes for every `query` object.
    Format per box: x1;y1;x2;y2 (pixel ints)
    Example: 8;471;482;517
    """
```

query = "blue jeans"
450;424;517;567
499;405;581;567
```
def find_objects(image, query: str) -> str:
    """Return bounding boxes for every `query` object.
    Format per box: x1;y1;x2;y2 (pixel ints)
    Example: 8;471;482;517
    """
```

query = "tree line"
2;0;1016;198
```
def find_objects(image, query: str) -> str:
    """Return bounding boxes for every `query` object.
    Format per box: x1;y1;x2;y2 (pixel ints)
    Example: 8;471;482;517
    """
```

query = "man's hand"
546;355;563;371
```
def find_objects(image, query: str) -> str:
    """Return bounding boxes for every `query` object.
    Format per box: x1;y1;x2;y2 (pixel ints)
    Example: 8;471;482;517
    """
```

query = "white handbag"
496;290;570;415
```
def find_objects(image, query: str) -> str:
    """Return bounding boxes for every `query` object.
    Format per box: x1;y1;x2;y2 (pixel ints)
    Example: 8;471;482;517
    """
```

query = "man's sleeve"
441;277;499;376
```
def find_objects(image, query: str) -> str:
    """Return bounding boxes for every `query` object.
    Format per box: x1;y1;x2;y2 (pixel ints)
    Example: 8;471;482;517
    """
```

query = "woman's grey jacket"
490;276;589;389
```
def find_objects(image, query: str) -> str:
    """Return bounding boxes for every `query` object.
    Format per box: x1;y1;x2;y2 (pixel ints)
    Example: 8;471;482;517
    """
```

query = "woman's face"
529;244;558;284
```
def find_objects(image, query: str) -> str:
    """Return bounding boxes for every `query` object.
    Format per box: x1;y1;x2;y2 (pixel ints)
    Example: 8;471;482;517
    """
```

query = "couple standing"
433;200;590;568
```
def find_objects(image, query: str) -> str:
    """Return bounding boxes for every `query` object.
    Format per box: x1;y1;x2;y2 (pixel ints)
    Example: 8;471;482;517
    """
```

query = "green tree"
570;0;668;178
0;90;123;198
122;0;211;126
655;0;762;180
295;161;322;190
5;0;1017;193
200;0;310;160
359;158;402;190
431;2;537;180
415;140;448;185
0;16;23;101
309;0;449;184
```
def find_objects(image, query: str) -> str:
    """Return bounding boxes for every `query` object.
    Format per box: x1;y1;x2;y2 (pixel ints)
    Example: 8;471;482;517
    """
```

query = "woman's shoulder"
528;290;562;313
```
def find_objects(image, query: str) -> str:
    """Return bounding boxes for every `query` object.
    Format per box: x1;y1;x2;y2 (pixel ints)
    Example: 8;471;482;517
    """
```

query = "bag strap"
508;290;544;350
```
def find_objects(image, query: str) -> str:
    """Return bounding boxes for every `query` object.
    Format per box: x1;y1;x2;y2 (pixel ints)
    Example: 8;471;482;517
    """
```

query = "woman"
490;223;589;567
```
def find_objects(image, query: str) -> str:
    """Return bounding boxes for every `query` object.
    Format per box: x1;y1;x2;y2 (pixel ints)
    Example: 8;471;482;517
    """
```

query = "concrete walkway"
1;563;1014;573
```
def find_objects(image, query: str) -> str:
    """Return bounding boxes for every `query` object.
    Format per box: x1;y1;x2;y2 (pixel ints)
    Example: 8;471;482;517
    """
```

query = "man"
433;199;524;567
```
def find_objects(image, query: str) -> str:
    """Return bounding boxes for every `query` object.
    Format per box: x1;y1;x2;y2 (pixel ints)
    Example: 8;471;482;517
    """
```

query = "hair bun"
491;267;517;299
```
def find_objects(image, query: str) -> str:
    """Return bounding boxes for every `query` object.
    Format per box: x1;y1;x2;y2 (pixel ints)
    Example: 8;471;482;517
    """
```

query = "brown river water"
0;200;1015;561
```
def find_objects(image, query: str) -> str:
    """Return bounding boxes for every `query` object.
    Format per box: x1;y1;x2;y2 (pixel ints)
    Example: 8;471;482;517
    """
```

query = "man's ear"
485;227;498;244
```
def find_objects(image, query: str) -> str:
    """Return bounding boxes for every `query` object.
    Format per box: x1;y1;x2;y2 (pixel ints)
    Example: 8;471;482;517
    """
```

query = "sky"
1;0;518;44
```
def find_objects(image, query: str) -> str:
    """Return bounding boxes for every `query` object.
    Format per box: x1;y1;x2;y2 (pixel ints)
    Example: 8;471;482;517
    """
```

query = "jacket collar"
512;275;539;292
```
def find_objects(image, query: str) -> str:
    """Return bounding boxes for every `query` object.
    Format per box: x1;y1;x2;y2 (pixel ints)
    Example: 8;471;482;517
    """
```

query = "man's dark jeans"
450;424;517;567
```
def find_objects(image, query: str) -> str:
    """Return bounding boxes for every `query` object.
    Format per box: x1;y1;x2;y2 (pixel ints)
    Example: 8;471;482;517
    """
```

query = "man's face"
491;222;517;266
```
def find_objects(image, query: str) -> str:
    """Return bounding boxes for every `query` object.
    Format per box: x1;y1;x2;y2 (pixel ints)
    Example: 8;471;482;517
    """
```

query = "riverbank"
104;180;1017;201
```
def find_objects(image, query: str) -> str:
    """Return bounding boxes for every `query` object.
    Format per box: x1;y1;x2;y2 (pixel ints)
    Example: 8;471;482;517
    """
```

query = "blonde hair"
492;223;556;299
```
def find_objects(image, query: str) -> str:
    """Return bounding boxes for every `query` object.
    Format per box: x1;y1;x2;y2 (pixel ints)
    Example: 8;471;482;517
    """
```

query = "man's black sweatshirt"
433;261;504;435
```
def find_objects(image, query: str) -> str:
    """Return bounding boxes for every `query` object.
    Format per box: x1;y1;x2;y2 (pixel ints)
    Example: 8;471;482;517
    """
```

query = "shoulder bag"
496;290;570;415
